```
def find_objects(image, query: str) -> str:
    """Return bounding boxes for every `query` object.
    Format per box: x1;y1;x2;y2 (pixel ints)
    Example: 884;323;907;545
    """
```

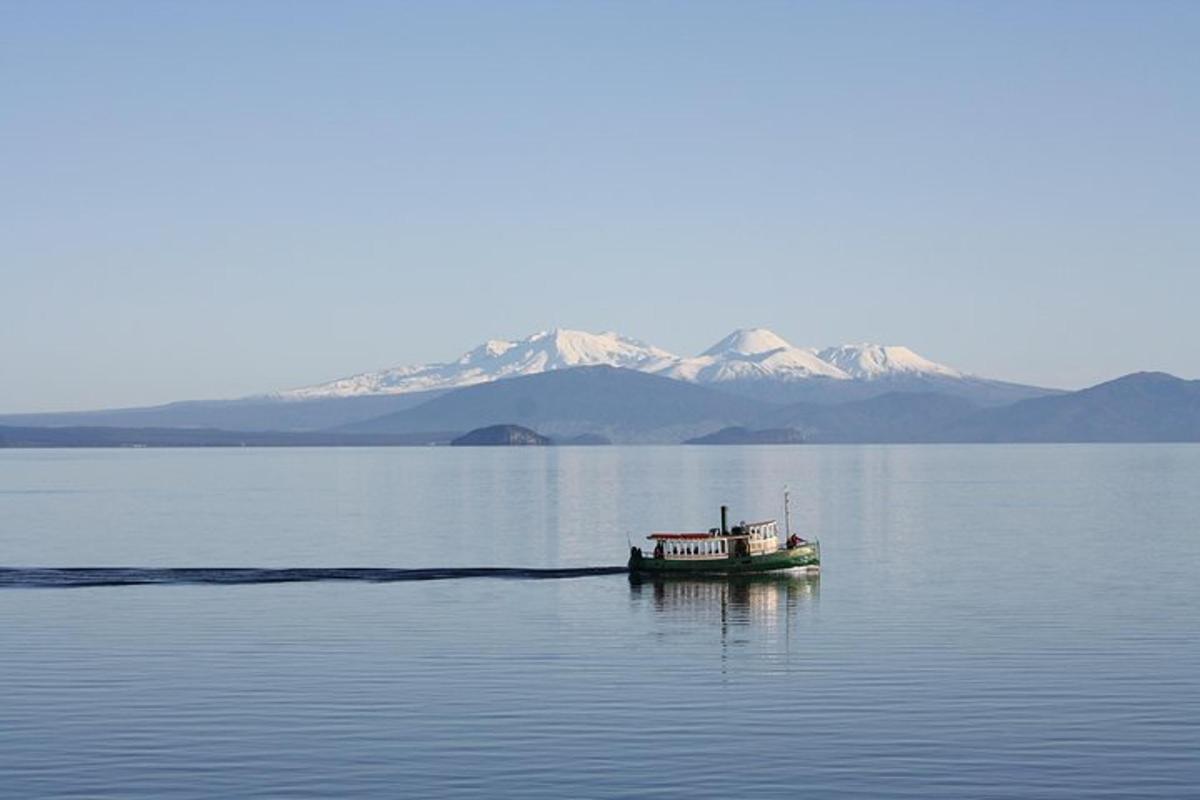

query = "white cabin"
648;519;780;561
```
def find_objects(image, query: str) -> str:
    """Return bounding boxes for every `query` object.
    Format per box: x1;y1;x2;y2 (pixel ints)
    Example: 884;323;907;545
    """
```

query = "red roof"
648;532;745;540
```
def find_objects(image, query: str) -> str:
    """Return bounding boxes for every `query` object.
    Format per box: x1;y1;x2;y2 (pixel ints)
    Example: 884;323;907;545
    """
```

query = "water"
1;446;1197;798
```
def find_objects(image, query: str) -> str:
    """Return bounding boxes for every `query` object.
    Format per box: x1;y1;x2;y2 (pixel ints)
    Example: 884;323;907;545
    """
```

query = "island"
683;426;806;445
552;433;612;446
450;424;551;446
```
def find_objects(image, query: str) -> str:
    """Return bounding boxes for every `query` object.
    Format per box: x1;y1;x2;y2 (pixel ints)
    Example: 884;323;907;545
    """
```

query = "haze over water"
2;445;1198;798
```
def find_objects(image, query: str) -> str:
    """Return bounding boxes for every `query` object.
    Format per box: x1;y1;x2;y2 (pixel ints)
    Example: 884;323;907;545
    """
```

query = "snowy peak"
278;328;676;399
817;344;962;380
524;329;676;370
458;339;517;364
701;328;795;357
669;328;849;383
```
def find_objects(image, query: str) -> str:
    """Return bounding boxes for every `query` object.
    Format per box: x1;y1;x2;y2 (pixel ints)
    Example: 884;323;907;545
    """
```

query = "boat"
627;492;820;576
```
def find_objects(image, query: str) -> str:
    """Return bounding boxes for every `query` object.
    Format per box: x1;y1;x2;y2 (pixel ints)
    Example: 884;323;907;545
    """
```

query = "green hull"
628;542;820;575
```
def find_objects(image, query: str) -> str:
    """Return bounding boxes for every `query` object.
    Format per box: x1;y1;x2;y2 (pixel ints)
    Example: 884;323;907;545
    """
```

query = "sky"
2;1;1197;412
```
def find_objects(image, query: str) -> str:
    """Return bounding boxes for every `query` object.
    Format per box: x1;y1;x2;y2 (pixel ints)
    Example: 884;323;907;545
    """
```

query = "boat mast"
783;486;792;538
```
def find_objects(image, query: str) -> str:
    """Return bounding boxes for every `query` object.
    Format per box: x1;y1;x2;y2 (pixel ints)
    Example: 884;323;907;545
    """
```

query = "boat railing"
651;534;739;560
649;519;798;560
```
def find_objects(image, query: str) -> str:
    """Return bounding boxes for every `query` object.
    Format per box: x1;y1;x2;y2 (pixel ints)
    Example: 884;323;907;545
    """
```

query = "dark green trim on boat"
628;542;820;575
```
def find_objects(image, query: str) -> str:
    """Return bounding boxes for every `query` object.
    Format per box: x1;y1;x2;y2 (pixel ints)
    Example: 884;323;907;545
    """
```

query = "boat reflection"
628;571;819;630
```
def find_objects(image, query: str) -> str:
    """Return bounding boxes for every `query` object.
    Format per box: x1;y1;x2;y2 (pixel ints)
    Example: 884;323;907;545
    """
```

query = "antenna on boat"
783;485;792;538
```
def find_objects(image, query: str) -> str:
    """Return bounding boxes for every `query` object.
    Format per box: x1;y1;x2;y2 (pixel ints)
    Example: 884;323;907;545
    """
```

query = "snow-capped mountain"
817;344;962;380
280;329;677;399
1;326;1056;436
278;327;965;400
660;328;850;383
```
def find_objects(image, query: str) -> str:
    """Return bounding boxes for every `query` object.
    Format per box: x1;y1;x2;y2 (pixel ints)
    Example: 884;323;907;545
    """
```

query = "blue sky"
3;1;1197;411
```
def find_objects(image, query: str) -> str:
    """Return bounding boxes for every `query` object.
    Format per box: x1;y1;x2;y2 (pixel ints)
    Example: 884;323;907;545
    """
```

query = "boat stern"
627;546;645;571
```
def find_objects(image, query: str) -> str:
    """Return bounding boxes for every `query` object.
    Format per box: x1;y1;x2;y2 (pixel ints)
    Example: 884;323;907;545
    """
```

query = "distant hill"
451;425;550;446
0;392;440;432
761;392;979;443
753;373;1200;443
338;368;1200;445
684;426;806;445
553;433;612;446
715;372;1055;408
340;365;774;443
6;367;1197;447
943;372;1200;442
0;425;453;448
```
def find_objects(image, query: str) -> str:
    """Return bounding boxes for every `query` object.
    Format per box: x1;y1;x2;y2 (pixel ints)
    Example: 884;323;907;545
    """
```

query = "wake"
0;566;629;589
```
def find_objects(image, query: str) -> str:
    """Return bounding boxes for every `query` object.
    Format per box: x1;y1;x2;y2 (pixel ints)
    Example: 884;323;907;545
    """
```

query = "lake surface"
1;445;1198;798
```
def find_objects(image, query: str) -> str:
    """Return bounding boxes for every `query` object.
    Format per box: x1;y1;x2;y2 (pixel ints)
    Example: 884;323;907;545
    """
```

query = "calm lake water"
1;445;1198;798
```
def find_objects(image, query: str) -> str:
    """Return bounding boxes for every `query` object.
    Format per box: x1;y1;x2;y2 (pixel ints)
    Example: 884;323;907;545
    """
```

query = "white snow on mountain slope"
277;327;965;399
816;344;963;380
661;328;851;383
700;328;796;357
278;329;677;399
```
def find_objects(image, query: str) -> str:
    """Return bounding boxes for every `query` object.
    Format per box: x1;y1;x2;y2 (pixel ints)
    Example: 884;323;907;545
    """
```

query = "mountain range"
340;366;774;442
334;368;1198;444
277;327;1052;407
2;327;1197;445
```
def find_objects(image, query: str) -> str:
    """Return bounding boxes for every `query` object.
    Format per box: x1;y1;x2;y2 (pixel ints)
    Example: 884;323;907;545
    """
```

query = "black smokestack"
721;505;728;535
